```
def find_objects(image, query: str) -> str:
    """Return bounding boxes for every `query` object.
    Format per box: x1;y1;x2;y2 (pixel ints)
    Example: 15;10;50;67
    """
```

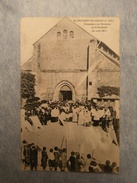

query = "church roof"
21;57;34;71
92;93;120;100
21;17;120;71
33;17;97;45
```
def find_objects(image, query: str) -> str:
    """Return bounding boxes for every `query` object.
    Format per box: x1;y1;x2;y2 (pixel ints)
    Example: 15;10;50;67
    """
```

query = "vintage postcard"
21;17;120;173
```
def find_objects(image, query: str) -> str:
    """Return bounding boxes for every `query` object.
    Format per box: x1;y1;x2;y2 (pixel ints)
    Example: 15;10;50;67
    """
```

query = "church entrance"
59;85;72;101
53;80;75;101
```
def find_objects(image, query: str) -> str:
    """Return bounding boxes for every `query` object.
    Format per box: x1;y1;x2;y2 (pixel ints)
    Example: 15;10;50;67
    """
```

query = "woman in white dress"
78;108;85;125
84;109;91;126
72;106;78;123
58;109;66;126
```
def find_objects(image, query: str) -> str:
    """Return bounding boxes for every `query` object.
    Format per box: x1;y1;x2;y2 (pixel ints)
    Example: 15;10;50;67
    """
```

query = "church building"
21;18;120;106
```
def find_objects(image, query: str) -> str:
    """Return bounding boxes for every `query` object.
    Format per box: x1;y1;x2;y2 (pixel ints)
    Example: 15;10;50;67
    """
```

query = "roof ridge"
33;17;98;45
21;56;33;67
33;17;66;45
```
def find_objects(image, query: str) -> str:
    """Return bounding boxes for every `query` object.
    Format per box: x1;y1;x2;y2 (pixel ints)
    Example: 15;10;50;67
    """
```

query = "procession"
23;100;119;135
21;17;120;173
21;99;120;173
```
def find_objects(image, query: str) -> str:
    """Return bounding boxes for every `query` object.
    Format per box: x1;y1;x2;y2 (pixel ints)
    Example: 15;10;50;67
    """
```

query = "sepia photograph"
20;17;120;173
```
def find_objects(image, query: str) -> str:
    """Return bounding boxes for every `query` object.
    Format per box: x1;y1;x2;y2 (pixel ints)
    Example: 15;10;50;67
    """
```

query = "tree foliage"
97;86;120;98
21;72;36;99
23;97;41;110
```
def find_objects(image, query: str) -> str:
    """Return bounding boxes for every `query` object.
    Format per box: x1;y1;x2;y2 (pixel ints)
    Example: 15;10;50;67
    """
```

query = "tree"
21;72;36;99
23;97;41;110
97;86;120;98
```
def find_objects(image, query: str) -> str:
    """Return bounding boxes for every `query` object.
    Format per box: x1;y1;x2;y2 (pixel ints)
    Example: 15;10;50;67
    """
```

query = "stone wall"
22;18;120;102
35;70;87;101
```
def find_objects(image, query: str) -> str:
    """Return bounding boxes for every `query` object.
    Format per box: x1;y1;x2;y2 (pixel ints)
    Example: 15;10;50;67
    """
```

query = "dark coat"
69;155;76;171
30;149;38;166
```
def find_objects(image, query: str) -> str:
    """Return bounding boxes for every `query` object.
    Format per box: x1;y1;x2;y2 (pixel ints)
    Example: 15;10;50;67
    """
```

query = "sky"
21;17;119;66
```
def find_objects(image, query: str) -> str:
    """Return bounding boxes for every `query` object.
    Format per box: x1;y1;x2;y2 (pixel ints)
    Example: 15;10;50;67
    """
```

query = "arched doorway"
59;85;72;101
53;81;75;101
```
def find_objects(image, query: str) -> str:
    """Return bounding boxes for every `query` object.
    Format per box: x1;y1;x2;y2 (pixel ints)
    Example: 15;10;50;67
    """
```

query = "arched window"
57;31;61;37
69;31;74;38
63;30;67;39
90;39;96;44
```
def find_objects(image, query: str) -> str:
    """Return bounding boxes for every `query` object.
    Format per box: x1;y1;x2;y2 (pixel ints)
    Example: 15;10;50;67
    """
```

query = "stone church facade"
22;18;120;106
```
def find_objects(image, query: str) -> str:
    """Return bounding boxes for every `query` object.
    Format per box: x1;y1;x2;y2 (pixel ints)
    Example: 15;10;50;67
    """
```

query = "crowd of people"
24;100;120;143
21;140;119;173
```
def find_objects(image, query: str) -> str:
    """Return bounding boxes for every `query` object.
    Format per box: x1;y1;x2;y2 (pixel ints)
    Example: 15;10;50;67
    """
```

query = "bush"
97;86;120;98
